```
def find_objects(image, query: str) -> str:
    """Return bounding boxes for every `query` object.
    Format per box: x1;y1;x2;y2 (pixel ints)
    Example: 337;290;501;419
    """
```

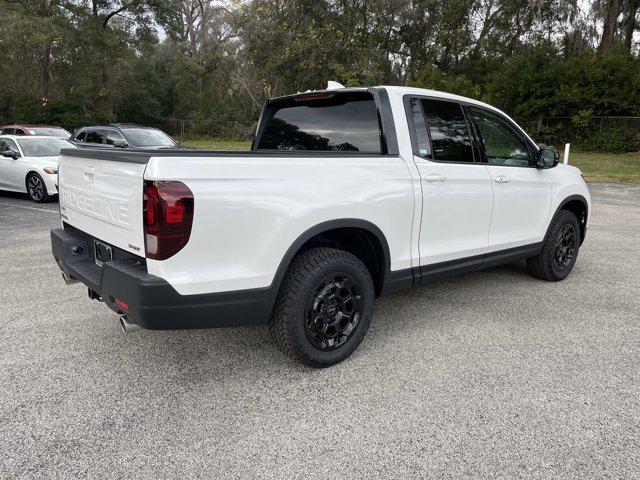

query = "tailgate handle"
83;167;95;182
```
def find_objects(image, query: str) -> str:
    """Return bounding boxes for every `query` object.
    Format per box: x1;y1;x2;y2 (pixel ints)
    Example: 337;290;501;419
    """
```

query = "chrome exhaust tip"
61;271;79;285
120;316;142;334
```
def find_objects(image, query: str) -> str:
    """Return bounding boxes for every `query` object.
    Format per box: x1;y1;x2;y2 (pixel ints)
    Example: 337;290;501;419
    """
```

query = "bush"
577;129;636;153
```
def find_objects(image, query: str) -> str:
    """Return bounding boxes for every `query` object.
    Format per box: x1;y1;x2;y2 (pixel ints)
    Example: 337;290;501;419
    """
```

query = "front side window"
257;92;381;153
421;99;474;163
105;130;127;146
17;138;76;157
75;131;87;142
469;107;532;167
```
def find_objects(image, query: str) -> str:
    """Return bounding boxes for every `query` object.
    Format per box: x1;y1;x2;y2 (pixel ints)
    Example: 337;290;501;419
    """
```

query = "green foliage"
408;65;481;99
577;129;637;153
0;0;638;152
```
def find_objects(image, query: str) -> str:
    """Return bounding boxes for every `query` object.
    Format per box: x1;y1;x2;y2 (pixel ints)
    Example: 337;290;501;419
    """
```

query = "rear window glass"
257;92;381;153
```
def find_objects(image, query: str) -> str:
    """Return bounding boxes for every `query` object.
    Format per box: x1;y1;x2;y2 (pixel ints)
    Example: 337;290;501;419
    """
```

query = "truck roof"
270;85;504;117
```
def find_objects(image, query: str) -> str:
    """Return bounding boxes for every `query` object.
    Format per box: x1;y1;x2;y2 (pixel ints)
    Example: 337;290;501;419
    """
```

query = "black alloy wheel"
304;273;364;351
526;209;581;281
269;247;375;368
553;224;576;272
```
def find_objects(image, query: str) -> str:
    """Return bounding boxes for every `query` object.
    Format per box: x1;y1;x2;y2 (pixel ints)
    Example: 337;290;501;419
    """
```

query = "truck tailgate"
58;149;148;257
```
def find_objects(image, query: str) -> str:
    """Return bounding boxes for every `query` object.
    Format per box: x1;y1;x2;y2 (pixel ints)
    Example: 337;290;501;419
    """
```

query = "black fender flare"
546;194;589;244
268;218;392;298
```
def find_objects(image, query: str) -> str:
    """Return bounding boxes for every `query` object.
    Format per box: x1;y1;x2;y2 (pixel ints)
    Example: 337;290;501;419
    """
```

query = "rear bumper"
51;228;274;330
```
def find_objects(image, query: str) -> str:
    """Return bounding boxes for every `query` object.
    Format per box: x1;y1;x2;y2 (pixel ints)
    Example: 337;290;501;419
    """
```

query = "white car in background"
0;135;76;202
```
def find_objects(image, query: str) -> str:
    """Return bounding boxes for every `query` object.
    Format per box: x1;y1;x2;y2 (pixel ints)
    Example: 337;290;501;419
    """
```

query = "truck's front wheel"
526;209;581;281
269;247;374;368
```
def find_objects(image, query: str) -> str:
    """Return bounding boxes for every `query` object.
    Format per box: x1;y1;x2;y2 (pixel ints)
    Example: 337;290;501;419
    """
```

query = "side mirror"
536;148;559;169
113;140;129;148
1;150;18;159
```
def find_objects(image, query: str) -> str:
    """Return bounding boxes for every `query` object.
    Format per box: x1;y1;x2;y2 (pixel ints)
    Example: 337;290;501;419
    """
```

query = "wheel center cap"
326;305;337;316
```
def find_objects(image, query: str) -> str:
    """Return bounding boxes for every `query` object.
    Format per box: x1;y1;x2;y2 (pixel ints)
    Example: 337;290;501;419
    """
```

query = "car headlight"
43;167;58;174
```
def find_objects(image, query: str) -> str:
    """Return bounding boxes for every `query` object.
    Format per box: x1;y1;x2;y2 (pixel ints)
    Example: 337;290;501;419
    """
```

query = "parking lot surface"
1;184;639;479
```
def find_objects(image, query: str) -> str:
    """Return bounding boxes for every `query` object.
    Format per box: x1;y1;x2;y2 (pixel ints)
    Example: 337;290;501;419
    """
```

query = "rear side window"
420;99;474;163
85;130;105;144
257;92;381;153
409;99;431;157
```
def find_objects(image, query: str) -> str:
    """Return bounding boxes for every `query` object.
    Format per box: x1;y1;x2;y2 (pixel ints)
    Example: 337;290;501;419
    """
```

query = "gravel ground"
1;184;639;479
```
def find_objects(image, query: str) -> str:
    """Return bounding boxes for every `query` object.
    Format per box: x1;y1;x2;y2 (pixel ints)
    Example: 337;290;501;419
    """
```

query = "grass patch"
180;138;251;151
180;139;640;184
570;152;640;184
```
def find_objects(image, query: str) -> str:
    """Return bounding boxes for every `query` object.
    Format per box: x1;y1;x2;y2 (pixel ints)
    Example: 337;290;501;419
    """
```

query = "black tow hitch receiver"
88;289;101;301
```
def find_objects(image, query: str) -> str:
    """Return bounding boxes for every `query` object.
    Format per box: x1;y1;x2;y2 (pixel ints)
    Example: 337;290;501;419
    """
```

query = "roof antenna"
327;80;345;90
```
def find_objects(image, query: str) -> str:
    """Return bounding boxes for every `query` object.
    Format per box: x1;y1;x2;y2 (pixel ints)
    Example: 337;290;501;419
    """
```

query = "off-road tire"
526;209;581;281
269;247;375;368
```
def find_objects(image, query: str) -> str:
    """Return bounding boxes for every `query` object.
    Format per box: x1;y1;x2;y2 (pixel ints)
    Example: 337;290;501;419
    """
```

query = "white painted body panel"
56;86;590;298
58;153;147;255
413;157;493;264
144;154;416;294
484;165;552;251
548;164;591;223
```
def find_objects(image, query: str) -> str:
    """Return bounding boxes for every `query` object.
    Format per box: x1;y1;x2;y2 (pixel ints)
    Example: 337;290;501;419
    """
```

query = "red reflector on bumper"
112;297;129;311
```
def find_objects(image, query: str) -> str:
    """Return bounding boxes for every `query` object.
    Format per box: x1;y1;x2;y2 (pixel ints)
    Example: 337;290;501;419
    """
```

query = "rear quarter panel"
144;154;416;295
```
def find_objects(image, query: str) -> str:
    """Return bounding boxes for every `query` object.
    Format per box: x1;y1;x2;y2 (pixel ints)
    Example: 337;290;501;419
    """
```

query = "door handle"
423;173;447;183
494;175;510;184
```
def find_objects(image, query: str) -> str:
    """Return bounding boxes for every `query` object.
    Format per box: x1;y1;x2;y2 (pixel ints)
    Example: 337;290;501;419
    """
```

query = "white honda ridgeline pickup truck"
51;86;590;367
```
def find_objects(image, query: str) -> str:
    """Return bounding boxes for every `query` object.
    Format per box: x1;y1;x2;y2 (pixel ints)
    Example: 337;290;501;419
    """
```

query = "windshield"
31;128;71;139
17;138;76;157
122;128;176;147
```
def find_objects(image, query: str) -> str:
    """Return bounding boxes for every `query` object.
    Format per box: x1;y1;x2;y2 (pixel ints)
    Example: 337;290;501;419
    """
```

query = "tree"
598;0;622;52
622;0;639;52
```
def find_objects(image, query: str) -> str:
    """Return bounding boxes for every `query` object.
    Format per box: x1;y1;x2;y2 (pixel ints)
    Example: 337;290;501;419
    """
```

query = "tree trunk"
598;0;622;53
41;43;52;99
622;0;639;52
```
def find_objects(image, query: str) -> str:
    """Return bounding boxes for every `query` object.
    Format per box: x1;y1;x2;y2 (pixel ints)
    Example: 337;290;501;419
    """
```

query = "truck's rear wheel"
526;209;581;281
269;247;374;368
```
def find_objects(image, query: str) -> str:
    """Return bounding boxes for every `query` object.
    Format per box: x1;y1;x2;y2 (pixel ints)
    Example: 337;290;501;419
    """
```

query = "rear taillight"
143;180;194;260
